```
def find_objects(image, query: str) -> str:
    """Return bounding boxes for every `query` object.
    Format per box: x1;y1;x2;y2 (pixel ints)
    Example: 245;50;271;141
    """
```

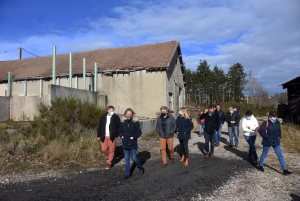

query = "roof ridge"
1;40;179;62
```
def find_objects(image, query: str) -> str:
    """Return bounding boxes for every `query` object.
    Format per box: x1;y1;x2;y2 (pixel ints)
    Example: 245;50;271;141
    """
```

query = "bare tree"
246;71;269;106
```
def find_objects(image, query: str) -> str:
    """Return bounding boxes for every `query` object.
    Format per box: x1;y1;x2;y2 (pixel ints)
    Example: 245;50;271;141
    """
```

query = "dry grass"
281;123;300;154
141;130;160;141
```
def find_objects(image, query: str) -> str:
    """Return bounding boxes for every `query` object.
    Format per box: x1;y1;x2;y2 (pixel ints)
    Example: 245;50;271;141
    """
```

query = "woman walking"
258;110;292;175
120;108;144;179
156;106;177;168
242;110;259;164
176;107;194;167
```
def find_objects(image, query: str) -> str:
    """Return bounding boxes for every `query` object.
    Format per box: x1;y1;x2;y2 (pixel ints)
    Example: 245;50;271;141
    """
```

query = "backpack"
257;120;269;138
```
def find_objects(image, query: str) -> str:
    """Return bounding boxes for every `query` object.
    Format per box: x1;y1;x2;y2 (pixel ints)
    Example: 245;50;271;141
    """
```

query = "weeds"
141;130;159;141
281;123;300;154
0;97;106;173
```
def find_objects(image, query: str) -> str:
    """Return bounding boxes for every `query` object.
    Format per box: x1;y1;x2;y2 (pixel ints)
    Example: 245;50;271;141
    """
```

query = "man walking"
97;106;121;169
214;104;225;146
200;104;220;159
225;106;240;148
156;106;177;167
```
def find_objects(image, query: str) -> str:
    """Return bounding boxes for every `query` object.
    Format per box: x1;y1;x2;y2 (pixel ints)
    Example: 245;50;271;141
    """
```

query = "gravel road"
0;124;299;201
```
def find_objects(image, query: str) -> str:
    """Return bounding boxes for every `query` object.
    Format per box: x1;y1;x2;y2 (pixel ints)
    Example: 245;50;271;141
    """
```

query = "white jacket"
242;115;258;136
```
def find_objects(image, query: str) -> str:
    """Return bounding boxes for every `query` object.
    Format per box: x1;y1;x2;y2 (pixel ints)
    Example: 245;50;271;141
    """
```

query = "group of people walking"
97;104;292;180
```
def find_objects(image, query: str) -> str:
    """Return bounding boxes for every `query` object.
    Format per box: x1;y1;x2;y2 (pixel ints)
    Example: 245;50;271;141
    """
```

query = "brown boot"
180;154;185;162
204;152;209;159
184;158;189;167
209;152;214;158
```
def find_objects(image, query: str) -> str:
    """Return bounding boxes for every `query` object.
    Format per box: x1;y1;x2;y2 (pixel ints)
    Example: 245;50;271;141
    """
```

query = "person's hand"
204;109;208;113
184;132;186;134
247;126;250;129
232;121;235;123
121;136;124;138
130;137;133;140
97;137;100;141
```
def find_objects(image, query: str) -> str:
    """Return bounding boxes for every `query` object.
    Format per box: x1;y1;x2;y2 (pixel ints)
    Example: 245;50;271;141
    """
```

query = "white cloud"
1;0;299;94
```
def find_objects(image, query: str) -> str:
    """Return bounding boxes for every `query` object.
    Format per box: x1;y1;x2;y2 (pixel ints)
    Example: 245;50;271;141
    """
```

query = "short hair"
208;104;215;109
216;104;221;107
245;110;252;116
107;105;115;110
123;108;135;116
160;106;168;111
269;110;277;117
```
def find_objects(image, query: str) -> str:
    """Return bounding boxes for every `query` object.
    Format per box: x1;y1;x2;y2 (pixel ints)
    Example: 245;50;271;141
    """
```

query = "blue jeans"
123;149;142;176
214;124;222;144
259;145;287;170
228;126;239;145
244;135;258;161
199;124;205;135
204;132;215;153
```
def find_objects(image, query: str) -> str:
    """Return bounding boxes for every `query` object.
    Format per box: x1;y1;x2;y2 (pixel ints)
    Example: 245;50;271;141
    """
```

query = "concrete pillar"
94;63;98;92
52;46;56;85
39;79;43;98
7;72;12;96
83;58;86;90
69;53;72;88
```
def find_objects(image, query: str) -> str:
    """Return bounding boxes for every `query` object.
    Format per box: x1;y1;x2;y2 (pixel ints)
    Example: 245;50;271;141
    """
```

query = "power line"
22;48;38;57
0;48;18;54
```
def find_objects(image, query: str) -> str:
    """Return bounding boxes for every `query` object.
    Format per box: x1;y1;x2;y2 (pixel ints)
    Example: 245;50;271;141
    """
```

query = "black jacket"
97;113;121;142
120;117;142;150
225;111;240;127
200;111;220;133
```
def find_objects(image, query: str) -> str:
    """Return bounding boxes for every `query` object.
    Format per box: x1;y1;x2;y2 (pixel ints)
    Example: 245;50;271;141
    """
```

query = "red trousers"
101;137;116;165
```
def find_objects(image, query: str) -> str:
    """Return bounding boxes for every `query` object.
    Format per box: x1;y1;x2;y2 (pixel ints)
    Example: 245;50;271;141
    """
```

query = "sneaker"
209;152;214;158
258;166;264;172
283;169;293;175
228;145;233;148
198;134;202;137
124;175;130;180
234;144;238;148
139;167;145;175
204;152;209;159
105;164;111;169
170;158;174;164
161;163;167;168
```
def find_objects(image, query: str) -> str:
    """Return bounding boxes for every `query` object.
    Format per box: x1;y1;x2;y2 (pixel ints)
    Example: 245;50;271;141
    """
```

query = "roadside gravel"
0;123;299;201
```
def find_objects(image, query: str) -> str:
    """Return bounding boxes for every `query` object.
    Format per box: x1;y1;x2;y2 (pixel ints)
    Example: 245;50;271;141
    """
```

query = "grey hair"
160;106;168;111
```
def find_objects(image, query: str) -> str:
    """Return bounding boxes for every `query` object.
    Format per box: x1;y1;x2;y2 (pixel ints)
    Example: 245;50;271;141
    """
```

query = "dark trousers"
204;132;215;153
179;139;189;158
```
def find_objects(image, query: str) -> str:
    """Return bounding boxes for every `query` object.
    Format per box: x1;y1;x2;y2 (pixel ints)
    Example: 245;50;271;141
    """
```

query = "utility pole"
19;47;22;59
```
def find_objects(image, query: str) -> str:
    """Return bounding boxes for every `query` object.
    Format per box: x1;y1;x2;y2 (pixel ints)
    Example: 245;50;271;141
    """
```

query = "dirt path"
0;124;299;201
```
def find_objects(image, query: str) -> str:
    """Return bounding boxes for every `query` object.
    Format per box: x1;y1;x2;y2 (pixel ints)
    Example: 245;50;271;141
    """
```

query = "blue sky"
1;0;300;95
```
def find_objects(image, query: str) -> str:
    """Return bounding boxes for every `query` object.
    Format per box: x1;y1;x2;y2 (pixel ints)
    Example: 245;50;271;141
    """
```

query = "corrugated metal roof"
0;41;180;81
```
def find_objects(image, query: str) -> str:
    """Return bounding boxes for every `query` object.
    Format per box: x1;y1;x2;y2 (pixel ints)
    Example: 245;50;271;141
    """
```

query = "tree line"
185;60;247;105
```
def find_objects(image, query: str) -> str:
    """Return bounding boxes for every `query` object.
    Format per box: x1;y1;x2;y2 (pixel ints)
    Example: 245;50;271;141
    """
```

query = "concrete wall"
49;84;97;104
10;95;48;120
166;55;185;116
0;96;10;121
0;83;8;96
98;70;165;118
139;119;157;135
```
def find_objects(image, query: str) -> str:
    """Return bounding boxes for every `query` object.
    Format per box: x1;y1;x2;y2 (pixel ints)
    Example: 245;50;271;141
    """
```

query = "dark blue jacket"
176;117;194;140
260;119;281;147
217;109;225;125
200;111;220;133
156;114;177;138
120;117;142;150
